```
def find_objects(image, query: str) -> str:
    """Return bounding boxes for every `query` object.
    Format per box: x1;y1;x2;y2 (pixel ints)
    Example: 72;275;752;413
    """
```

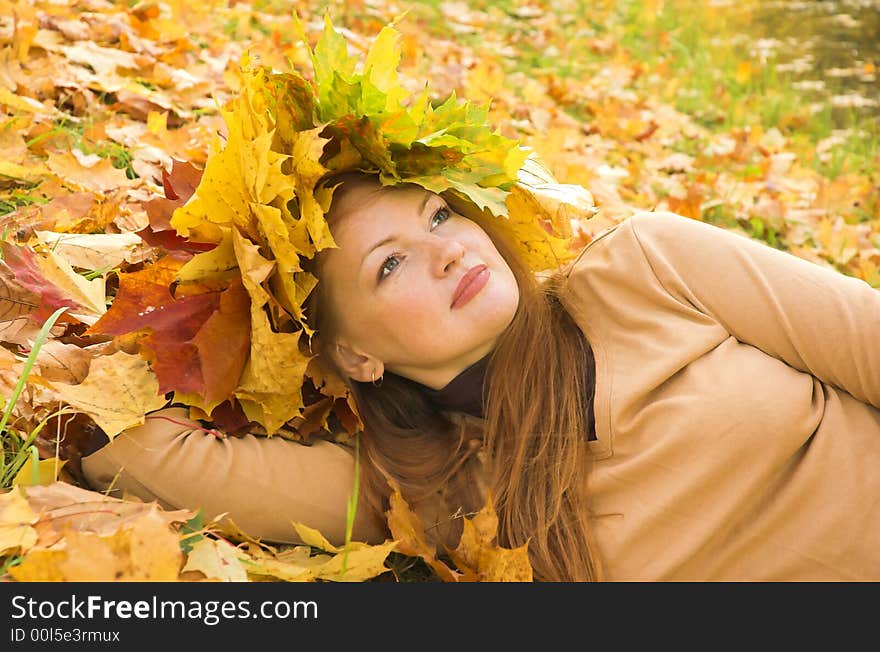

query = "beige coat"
83;211;880;580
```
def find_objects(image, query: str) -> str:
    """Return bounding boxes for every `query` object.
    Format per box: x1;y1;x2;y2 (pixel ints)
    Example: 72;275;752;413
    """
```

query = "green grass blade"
1;406;77;487
0;306;68;481
339;434;360;577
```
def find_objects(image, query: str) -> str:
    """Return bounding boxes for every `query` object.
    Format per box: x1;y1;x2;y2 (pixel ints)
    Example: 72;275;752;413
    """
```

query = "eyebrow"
360;193;434;269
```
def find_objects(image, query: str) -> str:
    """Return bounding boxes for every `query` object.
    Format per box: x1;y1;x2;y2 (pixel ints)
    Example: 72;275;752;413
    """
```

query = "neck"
385;340;497;391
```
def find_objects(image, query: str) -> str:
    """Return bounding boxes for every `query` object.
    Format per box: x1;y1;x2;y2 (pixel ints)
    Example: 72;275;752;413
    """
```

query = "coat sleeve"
80;407;389;546
628;211;880;409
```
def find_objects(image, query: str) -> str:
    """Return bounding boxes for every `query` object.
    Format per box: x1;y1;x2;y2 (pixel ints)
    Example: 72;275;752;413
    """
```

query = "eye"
430;206;450;229
378;253;402;282
377;206;450;284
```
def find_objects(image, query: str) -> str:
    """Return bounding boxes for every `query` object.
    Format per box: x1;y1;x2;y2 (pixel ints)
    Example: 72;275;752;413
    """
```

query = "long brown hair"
303;174;601;581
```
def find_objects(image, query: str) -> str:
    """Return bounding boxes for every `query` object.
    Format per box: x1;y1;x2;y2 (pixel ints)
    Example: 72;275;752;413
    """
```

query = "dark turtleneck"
405;353;596;442
87;347;597;458
417;352;492;419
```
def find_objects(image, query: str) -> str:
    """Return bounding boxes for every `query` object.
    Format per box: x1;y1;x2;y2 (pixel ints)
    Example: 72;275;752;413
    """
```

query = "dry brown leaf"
58;40;143;79
35;340;96;383
22;481;194;536
0;265;40;326
35;231;154;270
45;150;133;194
31;192;98;233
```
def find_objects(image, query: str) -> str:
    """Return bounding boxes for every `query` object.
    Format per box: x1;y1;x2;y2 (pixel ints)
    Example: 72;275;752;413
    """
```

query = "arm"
81;407;389;546
629;211;880;409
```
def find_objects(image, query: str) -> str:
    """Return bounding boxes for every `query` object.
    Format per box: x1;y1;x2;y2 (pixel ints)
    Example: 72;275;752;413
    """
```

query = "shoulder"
561;211;734;279
558;212;646;279
555;211;721;317
604;210;710;251
627;210;745;247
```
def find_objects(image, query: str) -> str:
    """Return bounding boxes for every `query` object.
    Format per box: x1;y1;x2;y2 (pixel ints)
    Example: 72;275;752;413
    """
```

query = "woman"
82;173;880;581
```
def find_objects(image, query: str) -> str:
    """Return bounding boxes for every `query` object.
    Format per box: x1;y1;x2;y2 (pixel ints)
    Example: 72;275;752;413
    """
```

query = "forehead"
328;181;428;243
318;182;431;282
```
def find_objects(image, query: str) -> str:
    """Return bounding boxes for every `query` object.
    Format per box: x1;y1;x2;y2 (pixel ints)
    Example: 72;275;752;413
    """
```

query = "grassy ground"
1;0;878;581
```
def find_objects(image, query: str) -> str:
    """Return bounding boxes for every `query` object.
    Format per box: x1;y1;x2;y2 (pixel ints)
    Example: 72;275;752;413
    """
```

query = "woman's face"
318;178;520;390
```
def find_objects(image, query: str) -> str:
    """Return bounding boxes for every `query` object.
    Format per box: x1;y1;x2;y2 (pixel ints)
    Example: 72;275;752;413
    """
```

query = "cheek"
353;286;447;345
383;290;476;358
483;274;520;325
383;287;448;326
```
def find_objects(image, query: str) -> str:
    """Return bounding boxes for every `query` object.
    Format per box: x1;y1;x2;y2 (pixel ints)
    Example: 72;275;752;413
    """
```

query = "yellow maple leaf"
231;229;311;434
50;351;169;439
175;226;239;283
291;521;342;553
0;85;48;114
250;203;313;325
385;480;466;582
0;486;38;556
10;508;183;581
362;23;410;111
243;545;325;582
32;247;107;323
228;530;391;583
182;537;249;582
310;540;397;582
448;493;533;582
170;78;296;245
291;520;386;556
287;521;397;582
0;160;49;184
282;127;336;253
12;457;66;487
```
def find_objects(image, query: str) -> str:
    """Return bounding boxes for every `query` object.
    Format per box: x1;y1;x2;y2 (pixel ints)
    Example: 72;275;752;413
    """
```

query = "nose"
429;234;466;277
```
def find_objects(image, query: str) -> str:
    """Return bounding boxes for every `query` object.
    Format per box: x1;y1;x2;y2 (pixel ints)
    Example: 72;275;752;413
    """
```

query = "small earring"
371;370;384;387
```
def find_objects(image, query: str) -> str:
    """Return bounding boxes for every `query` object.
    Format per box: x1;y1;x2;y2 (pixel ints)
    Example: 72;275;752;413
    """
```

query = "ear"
330;339;384;384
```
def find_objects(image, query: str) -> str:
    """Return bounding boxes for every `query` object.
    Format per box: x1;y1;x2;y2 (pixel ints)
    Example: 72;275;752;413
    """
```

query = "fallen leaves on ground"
0;0;877;581
1;481;521;582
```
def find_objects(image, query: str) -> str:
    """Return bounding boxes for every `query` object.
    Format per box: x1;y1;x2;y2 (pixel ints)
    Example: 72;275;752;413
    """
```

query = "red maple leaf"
138;159;215;254
1;241;82;322
86;255;250;405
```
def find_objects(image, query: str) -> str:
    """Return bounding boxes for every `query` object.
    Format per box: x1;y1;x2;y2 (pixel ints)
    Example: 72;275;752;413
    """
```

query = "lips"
451;264;489;309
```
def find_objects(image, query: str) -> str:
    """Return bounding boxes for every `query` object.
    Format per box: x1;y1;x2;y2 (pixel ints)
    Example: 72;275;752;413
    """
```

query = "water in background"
705;0;878;129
